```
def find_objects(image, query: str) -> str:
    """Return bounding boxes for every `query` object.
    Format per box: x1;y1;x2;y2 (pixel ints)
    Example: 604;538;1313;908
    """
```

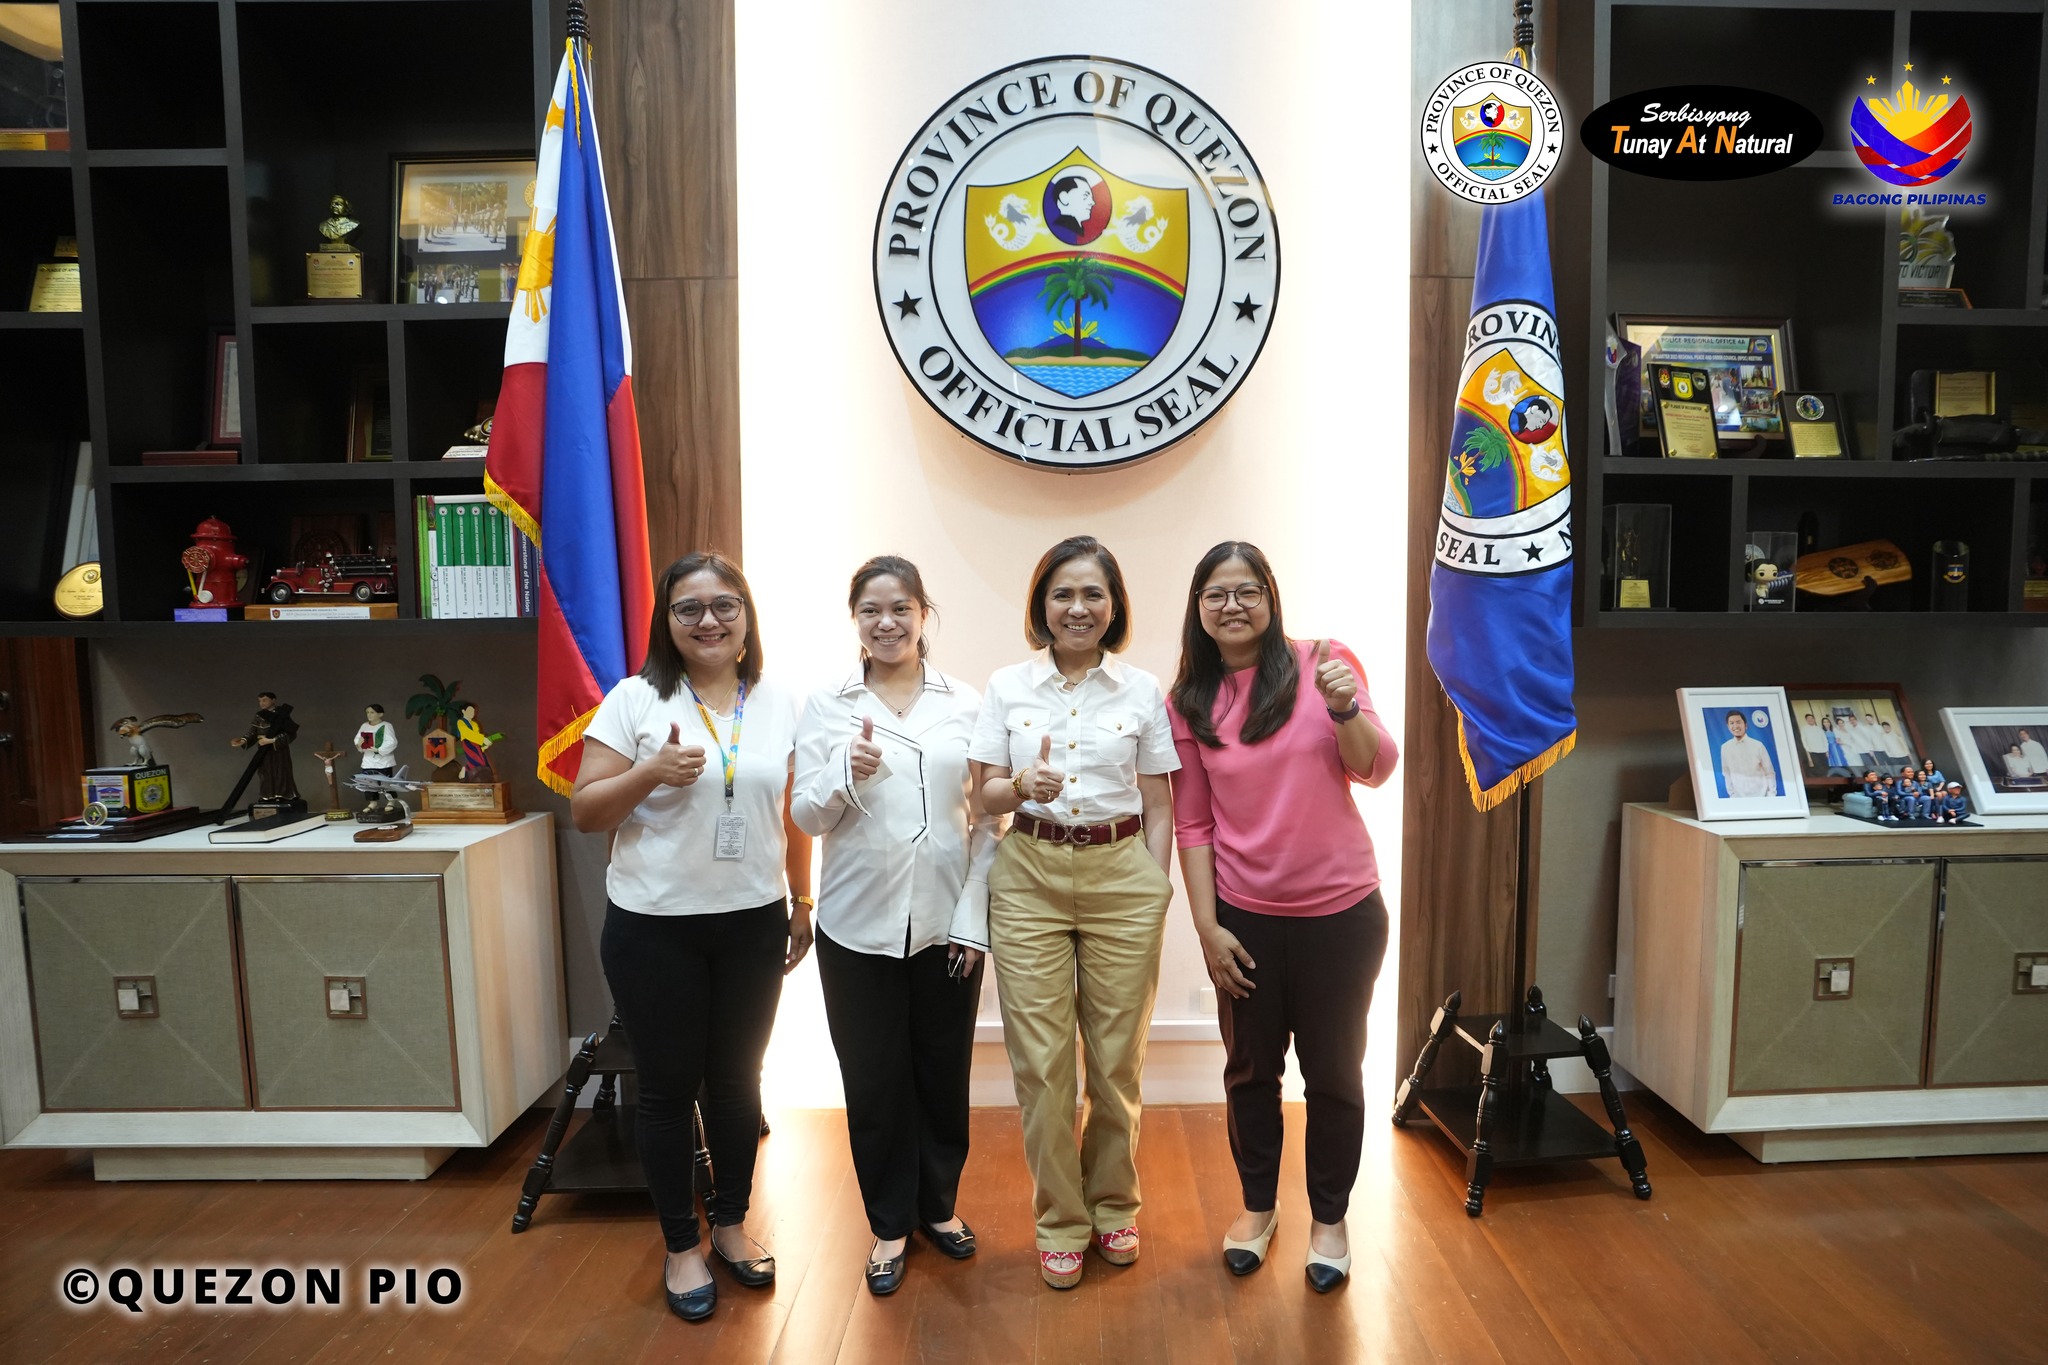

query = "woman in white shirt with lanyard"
570;551;814;1324
969;535;1179;1290
792;555;999;1297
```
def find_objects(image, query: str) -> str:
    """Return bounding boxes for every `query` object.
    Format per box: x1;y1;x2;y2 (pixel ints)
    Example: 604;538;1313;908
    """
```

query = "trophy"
307;195;365;300
28;236;80;313
405;678;518;825
443;416;491;460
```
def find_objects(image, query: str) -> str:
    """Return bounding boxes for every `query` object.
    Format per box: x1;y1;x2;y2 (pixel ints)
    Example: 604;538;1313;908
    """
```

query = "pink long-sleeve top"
1169;639;1396;918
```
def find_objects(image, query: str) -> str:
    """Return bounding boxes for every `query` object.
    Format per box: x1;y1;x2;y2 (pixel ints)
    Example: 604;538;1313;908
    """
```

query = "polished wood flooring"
3;1094;2045;1363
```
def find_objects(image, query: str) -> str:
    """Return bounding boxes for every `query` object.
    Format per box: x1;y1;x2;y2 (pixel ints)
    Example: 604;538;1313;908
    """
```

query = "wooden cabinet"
1617;804;2048;1161
0;816;562;1179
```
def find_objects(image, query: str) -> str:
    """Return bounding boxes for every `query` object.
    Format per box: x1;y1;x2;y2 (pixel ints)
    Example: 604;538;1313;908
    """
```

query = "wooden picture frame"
1615;314;1796;453
1939;706;2048;815
208;329;241;447
1783;683;1926;793
1676;686;1809;821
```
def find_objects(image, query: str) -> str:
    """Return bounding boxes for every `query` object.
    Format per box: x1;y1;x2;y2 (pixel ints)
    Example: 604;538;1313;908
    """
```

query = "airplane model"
347;765;428;824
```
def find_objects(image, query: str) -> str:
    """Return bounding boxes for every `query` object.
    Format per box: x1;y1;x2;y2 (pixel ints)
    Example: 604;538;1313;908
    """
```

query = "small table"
1394;987;1652;1215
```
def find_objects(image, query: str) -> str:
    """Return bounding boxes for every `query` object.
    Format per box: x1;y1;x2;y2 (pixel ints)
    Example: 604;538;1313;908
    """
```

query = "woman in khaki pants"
969;535;1178;1289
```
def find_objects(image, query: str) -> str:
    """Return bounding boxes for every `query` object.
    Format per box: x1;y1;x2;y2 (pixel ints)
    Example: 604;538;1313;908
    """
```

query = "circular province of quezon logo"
873;56;1279;470
1420;60;1563;203
1436;299;1571;577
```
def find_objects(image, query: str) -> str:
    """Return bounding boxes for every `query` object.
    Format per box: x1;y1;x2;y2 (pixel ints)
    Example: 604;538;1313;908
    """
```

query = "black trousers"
1216;890;1390;1224
815;926;983;1239
599;898;787;1253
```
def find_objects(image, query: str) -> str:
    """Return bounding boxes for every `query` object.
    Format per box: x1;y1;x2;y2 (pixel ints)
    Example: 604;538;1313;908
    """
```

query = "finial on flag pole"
1509;0;1534;67
566;0;589;45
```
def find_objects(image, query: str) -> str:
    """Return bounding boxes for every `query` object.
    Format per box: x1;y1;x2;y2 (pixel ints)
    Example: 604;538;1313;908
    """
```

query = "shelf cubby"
404;316;507;461
0;329;89;621
0;165;74;312
74;2;225;151
248;318;387;465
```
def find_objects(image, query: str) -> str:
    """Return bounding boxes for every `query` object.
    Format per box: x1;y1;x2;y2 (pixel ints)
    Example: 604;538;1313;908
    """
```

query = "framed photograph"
208;329;241;446
1614;315;1796;449
391;155;538;306
347;366;392;462
1939;707;2048;814
1676;686;1809;820
1783;684;1926;792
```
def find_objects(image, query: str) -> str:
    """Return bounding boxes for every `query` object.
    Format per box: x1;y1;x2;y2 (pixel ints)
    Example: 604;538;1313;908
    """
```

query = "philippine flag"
487;40;654;796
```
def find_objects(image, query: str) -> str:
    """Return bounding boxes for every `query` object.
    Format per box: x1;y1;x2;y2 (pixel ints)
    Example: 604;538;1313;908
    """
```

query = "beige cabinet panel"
1733;863;1937;1094
235;877;457;1110
1932;860;2048;1087
20;877;247;1110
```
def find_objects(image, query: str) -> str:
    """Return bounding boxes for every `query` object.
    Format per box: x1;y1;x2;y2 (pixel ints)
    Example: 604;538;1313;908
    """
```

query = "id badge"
713;811;747;860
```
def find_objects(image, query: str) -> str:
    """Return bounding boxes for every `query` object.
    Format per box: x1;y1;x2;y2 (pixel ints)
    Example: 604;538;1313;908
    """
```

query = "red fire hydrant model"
182;516;249;609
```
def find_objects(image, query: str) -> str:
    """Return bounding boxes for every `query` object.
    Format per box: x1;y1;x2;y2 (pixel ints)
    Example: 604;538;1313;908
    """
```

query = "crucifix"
314;740;348;820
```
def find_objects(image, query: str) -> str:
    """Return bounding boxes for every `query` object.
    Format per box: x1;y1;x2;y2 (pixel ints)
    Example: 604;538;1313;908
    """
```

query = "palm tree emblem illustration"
1476;131;1507;168
1037;254;1116;355
1456;423;1509;483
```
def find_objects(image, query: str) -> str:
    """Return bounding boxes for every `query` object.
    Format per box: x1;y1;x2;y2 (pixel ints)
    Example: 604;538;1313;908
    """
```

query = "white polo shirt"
969;649;1179;824
583;672;800;916
792;662;1000;956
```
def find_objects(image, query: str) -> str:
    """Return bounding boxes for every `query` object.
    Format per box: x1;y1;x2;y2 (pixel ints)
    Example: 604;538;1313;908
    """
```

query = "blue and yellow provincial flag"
1424;190;1576;809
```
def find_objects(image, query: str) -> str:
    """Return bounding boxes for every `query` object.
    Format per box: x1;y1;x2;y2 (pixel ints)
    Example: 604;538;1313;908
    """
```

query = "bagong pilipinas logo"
873;56;1279;469
1852;73;1972;186
1435;300;1571;577
1420;59;1563;204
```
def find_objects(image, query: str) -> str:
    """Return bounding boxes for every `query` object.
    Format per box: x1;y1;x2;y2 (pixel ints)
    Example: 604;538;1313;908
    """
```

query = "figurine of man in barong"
318;195;359;250
355;703;398;775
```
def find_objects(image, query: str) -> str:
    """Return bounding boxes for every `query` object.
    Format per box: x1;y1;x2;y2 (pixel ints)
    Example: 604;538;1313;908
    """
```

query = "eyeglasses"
1199;585;1266;612
670;595;744;625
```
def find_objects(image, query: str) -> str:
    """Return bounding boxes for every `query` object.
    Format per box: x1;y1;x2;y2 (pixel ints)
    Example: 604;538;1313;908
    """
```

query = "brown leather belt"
1015;814;1142;846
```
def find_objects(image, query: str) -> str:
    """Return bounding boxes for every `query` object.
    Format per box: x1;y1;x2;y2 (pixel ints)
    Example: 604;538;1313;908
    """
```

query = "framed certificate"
1616;315;1796;452
1653;365;1718;459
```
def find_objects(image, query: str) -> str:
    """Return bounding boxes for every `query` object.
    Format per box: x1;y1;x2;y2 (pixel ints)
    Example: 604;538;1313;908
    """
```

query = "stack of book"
414;493;538;619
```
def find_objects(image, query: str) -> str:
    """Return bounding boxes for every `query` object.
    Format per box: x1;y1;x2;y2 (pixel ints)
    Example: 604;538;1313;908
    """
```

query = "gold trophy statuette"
307;195;364;300
29;236;81;313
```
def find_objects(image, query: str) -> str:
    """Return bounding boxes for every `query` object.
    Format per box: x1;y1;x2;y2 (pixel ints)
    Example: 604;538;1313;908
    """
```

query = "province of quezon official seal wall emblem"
874;56;1279;470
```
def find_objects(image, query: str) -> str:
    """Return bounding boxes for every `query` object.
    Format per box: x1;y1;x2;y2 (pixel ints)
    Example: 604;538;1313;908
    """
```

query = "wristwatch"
793;895;816;909
1011;772;1027;800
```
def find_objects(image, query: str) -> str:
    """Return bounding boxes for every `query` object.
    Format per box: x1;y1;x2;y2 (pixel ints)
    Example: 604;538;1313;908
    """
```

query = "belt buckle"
1071;823;1094;846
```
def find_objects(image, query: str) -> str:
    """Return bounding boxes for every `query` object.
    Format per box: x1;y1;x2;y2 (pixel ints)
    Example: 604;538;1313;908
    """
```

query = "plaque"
1653;365;1719;459
28;236;80;312
1899;288;1971;309
53;561;102;618
1778;391;1845;460
307;194;365;300
1933;371;1996;419
411;780;518;824
1603;503;1672;611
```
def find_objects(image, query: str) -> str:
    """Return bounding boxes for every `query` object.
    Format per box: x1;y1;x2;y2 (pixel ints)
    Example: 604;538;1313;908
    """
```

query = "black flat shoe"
664;1255;717;1321
711;1234;776;1288
865;1242;907;1296
920;1221;977;1259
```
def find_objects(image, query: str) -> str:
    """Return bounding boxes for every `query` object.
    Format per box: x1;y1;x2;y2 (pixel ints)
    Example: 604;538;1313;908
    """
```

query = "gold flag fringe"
484;471;541;550
1457;708;1575;812
534;702;600;797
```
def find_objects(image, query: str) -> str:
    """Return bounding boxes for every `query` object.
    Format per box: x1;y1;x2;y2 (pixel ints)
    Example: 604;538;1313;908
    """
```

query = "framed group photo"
1676;686;1810;820
1939;706;2048;813
1783;683;1926;791
391;155;538;306
1615;315;1796;452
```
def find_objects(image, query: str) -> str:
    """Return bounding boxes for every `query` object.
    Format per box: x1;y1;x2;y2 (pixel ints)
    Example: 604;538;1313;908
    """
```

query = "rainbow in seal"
963;149;1189;399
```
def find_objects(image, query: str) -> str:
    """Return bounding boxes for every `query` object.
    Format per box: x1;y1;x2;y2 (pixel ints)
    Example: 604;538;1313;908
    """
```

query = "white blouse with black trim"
791;662;1001;957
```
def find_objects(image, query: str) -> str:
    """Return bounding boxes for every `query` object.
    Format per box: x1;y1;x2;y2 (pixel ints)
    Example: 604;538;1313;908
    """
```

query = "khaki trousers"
988;831;1171;1252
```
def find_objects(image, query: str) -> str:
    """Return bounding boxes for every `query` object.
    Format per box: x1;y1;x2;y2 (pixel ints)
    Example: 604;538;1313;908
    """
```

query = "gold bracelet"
1011;772;1027;800
793;895;815;909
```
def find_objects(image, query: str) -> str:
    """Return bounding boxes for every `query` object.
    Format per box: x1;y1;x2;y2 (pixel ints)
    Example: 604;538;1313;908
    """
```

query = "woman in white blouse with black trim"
791;555;999;1298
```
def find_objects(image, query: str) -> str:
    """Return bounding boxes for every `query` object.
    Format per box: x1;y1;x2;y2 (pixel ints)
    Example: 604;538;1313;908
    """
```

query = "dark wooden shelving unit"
1575;0;2048;627
0;0;556;635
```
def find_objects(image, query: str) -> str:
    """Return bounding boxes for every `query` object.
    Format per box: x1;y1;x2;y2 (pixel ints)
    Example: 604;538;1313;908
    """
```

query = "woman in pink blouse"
1168;541;1396;1293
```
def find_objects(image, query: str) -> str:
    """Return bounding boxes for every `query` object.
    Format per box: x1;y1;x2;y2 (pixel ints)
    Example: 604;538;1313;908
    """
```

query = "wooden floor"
2;1093;2045;1363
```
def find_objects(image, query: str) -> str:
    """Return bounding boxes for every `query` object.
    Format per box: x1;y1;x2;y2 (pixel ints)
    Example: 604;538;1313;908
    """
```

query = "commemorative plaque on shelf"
410;782;519;825
1603;503;1672;611
1778;391;1846;459
1653;365;1720;459
28;236;80;312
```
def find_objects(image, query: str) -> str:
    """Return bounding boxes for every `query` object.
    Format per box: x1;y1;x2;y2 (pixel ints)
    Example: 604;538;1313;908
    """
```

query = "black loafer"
921;1221;977;1259
711;1234;777;1288
865;1242;907;1296
664;1258;717;1322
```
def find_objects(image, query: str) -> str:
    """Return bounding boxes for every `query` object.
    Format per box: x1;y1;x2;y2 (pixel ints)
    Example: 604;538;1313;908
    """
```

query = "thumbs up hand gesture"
849;715;882;782
1312;639;1359;715
1019;733;1066;805
649;721;708;787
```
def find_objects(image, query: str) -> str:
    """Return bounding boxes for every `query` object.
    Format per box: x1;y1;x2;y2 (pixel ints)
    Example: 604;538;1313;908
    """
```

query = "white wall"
736;1;1411;1105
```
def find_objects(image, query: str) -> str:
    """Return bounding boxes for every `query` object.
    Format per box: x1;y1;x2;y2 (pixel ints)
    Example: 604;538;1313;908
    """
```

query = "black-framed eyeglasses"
1199;585;1266;611
671;595;744;625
